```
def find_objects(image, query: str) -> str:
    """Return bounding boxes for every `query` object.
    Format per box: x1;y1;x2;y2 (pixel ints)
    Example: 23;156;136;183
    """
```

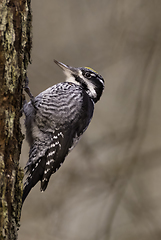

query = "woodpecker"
22;60;104;203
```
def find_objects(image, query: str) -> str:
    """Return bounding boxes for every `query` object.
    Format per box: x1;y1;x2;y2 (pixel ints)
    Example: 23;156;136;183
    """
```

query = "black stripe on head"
78;68;105;103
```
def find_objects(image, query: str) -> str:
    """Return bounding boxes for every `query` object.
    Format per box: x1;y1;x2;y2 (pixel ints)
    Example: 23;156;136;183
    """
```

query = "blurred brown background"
19;1;161;240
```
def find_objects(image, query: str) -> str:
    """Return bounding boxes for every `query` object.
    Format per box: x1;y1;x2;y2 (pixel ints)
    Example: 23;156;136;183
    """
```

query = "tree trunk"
0;0;32;239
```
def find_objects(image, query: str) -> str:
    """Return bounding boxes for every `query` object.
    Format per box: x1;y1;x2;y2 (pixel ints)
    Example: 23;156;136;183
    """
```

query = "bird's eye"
85;72;91;78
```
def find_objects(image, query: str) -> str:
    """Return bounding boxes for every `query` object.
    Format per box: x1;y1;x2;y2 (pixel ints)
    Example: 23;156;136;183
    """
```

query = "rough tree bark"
0;0;32;239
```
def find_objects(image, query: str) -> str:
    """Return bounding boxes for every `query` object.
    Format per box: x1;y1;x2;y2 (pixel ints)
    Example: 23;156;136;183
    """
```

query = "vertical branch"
103;43;160;240
0;0;32;239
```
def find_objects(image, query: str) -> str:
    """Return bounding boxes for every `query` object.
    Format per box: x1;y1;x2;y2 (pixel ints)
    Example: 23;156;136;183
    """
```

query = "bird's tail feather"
22;156;46;204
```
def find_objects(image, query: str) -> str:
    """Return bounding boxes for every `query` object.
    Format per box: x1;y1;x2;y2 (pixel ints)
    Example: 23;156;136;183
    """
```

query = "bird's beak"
54;60;78;75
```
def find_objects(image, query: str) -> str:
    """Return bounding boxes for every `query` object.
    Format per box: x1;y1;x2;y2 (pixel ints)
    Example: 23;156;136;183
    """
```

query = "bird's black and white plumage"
22;60;104;203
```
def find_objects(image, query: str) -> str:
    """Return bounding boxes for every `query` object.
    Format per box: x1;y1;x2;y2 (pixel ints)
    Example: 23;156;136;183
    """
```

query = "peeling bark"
0;0;32;239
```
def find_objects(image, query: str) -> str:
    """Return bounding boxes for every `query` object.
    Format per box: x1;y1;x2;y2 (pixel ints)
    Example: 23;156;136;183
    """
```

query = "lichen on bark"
0;0;32;239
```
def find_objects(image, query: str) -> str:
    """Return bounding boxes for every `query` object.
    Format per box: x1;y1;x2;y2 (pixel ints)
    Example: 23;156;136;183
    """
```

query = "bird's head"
54;60;104;103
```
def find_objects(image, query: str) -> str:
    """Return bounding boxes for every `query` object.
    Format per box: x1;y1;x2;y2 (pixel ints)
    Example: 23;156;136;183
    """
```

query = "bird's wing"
40;91;94;191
